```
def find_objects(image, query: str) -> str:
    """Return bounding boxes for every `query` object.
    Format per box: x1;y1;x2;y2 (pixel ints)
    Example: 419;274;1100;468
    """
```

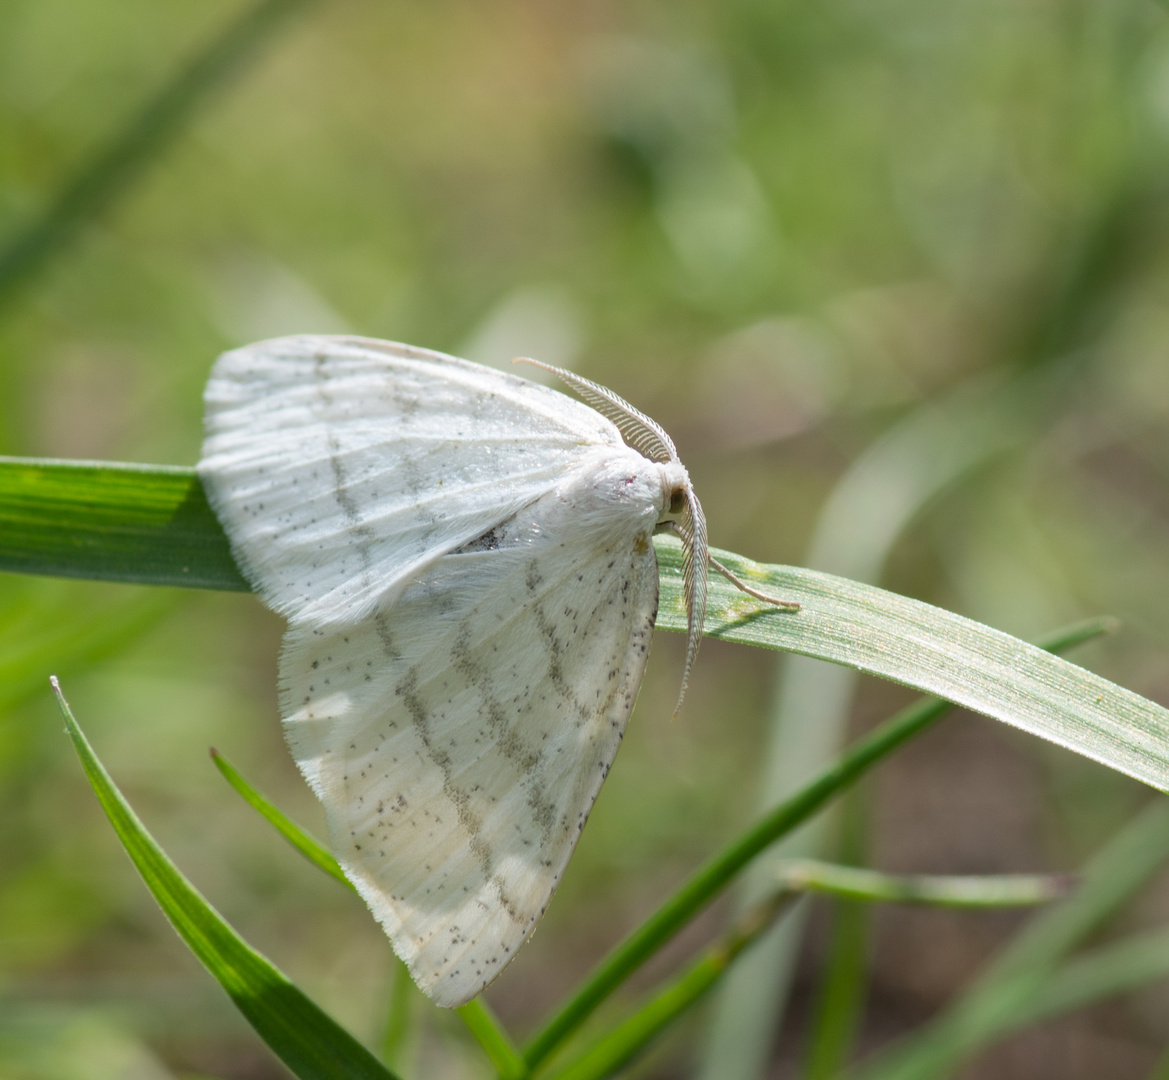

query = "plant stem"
546;891;798;1080
777;860;1073;908
522;699;947;1069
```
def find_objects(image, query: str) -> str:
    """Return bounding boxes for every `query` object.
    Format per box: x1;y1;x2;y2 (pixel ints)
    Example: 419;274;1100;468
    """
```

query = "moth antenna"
514;358;678;464
666;490;708;718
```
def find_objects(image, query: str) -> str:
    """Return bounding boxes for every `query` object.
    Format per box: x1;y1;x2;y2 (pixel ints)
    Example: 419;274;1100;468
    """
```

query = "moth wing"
281;462;662;1006
199;335;625;625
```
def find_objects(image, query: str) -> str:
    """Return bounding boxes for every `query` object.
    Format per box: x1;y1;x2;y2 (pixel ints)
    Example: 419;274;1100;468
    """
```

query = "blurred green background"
4;0;1169;1077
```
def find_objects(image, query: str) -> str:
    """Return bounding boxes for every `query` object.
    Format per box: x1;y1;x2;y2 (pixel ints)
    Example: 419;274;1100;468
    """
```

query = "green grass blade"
657;537;1169;793
456;1000;527;1080
1016;928;1169;1028
546;892;798;1080
210;748;348;886
211;746;522;1069
51;677;400;1080
522;618;1114;1069
858;929;1169;1080
0;0;317;307
803;790;869;1080
701;374;1036;1080
7;459;1166;795
851;797;1169;1080
804;893;868;1080
777;860;1072;908
522;696;946;1071
381;958;420;1072
967;798;1169;986
0;459;245;590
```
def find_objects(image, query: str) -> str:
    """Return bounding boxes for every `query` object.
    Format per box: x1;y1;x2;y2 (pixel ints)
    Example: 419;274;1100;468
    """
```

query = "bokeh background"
3;0;1169;1077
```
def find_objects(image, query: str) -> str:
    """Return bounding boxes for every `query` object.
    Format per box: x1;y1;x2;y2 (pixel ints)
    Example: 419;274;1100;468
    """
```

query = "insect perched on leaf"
199;336;798;1006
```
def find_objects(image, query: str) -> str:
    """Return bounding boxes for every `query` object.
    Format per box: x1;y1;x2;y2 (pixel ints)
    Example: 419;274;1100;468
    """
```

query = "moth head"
656;461;692;524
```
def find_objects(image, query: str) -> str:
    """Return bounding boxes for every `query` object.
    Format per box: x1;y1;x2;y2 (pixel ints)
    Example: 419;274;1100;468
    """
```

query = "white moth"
199;335;795;1007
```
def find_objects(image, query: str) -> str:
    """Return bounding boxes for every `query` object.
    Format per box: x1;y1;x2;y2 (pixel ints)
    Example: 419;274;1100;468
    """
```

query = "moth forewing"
278;443;665;1005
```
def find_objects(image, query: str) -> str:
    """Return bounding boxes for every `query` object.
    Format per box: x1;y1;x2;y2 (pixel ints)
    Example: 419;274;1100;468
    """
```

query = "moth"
199;335;796;1006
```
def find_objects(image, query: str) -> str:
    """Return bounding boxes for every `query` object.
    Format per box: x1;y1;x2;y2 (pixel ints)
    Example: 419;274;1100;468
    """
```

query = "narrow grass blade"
522;618;1115;1069
805;891;868;1080
0;0;317;307
211;746;522;1068
851;797;1169;1080
456;1000;526;1080
804;790;869;1080
381;958;419;1072
967;798;1169;985
0;459;245;591
523;695;945;1071
855;932;1169;1080
546;892;798;1080
777;860;1072;908
1015;927;1169;1028
51;677;400;1080
210;748;347;886
700;374;1035;1080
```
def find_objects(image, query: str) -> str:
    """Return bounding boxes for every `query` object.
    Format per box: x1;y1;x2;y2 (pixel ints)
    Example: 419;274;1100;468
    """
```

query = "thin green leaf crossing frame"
52;678;402;1080
4;456;1168;791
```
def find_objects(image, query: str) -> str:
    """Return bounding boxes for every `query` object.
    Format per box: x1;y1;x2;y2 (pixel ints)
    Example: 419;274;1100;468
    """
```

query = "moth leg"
657;520;799;611
707;554;800;611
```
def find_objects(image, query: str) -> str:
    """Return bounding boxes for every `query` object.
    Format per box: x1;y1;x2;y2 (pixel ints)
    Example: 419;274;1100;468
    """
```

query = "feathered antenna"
515;358;677;464
674;488;708;716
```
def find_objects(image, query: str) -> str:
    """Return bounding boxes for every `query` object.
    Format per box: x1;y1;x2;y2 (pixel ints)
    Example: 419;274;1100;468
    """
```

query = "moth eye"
669;488;687;516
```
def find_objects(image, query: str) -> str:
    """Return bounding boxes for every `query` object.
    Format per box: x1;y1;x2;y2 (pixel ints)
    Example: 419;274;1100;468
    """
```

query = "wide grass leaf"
8;458;1169;792
655;539;1169;791
0;459;244;590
